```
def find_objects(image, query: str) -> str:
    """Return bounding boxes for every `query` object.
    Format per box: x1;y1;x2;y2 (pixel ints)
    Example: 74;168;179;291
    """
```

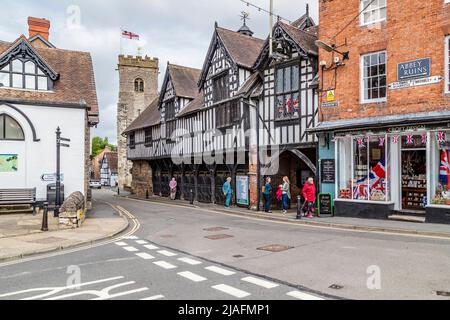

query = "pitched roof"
0;36;99;125
177;92;204;118
103;152;118;174
236;72;262;97
291;13;315;30
278;21;318;55
168;64;201;99
123;96;160;134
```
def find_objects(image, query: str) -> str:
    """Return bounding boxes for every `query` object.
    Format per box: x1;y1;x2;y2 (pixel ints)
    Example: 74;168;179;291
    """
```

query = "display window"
430;130;450;206
336;134;390;202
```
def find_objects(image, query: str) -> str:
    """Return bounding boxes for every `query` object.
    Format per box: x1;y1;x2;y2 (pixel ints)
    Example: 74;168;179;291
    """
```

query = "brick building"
311;0;450;222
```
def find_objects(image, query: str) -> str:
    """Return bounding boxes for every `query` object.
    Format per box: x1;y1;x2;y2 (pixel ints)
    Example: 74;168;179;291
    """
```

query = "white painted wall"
0;103;86;199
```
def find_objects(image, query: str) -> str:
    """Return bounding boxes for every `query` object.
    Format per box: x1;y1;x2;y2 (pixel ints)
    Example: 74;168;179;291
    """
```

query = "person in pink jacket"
169;178;177;200
302;177;316;218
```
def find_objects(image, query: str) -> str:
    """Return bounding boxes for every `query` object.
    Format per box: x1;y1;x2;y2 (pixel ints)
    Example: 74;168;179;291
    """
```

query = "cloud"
0;0;317;145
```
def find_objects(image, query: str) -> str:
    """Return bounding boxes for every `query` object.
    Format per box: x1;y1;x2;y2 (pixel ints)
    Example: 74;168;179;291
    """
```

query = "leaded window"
165;100;176;120
129;132;135;149
166;121;176;141
0;114;25;140
275;63;300;119
144;128;152;145
361;51;387;103
0;59;49;91
360;0;386;26
212;72;229;103
216;100;240;128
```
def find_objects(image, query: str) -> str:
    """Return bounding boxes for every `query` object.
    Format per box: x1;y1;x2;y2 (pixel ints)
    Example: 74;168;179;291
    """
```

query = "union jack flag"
406;134;414;145
392;135;399;144
353;159;386;199
421;133;427;145
440;149;450;189
379;137;385;147
357;137;365;148
285;97;292;113
437;132;446;144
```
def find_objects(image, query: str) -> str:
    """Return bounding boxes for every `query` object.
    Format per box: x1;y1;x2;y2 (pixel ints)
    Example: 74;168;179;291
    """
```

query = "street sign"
389;76;442;90
41;173;64;182
397;58;431;81
60;143;70;148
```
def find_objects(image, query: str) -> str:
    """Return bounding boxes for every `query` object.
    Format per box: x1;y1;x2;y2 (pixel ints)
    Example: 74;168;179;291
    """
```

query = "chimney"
28;17;50;41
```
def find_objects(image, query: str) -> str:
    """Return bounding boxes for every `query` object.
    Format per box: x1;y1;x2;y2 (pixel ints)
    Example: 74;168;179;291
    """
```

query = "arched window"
0;114;25;140
134;78;144;92
0;59;49;91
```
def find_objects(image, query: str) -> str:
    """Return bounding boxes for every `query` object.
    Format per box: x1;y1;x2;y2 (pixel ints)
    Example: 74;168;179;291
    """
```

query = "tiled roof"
0;36;99;125
236;72;262;97
123;96;160;134
168;64;201;99
104;152;118;174
278;21;318;55
177;92;204;118
216;27;265;69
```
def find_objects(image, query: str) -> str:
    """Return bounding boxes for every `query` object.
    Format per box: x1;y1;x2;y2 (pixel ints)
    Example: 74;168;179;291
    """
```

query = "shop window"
430;131;450;206
275;63;300;120
361;51;387;103
337;135;389;202
360;0;386;26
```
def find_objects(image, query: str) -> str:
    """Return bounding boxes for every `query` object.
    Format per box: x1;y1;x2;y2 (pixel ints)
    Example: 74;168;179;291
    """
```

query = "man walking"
222;177;232;209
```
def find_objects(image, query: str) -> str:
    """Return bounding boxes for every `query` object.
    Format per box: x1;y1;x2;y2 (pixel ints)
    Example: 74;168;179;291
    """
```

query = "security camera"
319;60;327;66
334;56;341;64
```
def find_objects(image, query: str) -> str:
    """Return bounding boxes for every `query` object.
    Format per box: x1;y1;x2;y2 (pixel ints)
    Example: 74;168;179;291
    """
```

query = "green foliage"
91;137;116;158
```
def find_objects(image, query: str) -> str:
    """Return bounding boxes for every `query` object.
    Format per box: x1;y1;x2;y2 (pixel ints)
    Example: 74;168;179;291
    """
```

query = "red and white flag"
122;30;140;40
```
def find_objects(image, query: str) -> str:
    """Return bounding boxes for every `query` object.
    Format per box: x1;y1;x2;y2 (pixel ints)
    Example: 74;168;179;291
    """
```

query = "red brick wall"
318;0;450;122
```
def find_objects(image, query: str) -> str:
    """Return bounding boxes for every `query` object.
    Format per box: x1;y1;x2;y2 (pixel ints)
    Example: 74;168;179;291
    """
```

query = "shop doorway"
401;136;427;213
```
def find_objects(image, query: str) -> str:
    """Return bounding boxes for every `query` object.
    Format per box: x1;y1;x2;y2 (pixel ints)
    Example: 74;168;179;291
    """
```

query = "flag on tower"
122;30;140;40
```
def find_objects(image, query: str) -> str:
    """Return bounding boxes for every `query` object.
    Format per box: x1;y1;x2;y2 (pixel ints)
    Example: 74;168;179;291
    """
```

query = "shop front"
332;126;450;223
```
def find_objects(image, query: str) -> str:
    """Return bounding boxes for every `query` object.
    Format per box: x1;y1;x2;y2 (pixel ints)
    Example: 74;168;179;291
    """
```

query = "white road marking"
125;236;139;240
177;271;207;282
212;284;250;298
115;242;127;246
141;295;164;300
205;266;235;276
157;250;177;257
241;276;279;289
153;261;177;270
136;240;148;245
123;246;139;252
144;244;159;250
135;253;155;260
286;291;324;300
177;257;202;265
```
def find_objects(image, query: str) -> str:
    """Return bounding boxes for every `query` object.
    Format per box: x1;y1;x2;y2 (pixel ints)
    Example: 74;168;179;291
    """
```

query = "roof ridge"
169;63;201;72
216;26;264;42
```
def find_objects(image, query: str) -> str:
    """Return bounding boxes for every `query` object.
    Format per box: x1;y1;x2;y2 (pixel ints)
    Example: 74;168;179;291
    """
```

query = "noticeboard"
321;159;336;184
236;175;249;206
317;193;333;216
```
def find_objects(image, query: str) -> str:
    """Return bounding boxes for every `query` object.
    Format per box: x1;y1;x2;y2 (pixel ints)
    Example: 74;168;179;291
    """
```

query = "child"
275;184;283;206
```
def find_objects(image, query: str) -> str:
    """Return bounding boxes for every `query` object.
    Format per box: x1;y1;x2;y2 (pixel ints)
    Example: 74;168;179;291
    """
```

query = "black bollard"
190;188;194;205
146;189;149;199
41;202;49;231
117;187;120;196
296;195;302;220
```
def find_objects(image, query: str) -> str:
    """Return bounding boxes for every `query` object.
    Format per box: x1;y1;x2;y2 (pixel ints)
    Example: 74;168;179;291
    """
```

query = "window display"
431;131;450;206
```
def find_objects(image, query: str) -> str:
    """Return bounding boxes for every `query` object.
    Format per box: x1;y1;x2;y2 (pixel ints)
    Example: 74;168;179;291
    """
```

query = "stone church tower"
117;55;159;189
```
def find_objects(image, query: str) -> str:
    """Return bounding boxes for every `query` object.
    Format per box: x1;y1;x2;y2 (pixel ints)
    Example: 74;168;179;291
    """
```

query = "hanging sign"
236;175;249;206
397;58;431;81
389;76;442;90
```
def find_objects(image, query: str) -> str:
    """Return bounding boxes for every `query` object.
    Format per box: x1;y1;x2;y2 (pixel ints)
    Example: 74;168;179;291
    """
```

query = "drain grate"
233;255;244;258
329;284;344;290
203;227;229;232
204;234;234;240
257;244;293;252
436;291;450;297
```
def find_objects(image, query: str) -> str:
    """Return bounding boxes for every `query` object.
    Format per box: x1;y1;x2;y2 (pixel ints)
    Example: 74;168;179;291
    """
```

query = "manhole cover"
257;244;293;252
233;255;244;258
203;227;229;232
204;234;234;240
436;291;450;297
329;284;344;290
29;237;65;244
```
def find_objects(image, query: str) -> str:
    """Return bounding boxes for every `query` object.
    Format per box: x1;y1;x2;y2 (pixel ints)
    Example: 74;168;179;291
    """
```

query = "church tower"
117;55;159;190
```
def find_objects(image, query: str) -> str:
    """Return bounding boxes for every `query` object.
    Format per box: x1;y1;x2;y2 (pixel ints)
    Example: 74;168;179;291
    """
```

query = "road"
0;189;449;300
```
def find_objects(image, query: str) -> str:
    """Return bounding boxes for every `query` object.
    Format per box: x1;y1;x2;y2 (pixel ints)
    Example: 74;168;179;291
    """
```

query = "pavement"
125;195;450;239
0;199;129;262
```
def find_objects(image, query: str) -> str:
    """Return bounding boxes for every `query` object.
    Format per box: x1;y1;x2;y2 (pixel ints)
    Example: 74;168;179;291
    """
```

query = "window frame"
165;99;176;121
165;120;176;141
215;100;240;129
0;59;49;91
274;61;300;120
212;71;229;103
360;51;387;104
0;114;25;141
144;128;152;146
129;132;136;149
445;35;450;94
360;0;387;27
134;78;144;92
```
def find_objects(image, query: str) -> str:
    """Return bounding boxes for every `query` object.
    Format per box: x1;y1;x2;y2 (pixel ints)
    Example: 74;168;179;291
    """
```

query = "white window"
360;0;387;26
0;59;49;91
446;36;450;94
361;51;387;103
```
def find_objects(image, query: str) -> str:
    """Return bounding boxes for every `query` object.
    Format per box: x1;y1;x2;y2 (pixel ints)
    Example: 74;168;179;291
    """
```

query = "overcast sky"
0;0;318;144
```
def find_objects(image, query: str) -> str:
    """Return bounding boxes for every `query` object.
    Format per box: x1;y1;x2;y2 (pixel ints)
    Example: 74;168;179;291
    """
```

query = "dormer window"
0;59;49;91
135;78;144;92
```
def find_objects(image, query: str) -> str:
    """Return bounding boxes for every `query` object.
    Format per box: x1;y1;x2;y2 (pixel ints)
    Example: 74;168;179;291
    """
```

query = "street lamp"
315;40;349;61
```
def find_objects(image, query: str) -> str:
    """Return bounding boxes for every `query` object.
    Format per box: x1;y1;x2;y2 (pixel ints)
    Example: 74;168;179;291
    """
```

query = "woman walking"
222;177;232;209
302;177;317;218
169;177;177;200
262;177;272;213
281;176;291;214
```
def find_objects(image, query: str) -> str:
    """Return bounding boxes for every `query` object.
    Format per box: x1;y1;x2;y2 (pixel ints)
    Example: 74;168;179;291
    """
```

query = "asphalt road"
0;189;449;300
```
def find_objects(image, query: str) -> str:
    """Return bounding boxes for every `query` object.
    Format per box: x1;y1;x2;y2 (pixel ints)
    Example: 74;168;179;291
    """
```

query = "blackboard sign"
318;193;333;216
321;159;335;184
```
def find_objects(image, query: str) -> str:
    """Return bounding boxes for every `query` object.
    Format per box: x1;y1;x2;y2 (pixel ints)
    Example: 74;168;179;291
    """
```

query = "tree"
91;137;116;158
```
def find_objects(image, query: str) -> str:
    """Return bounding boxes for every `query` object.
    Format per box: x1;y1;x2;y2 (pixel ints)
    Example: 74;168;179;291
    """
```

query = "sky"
0;0;318;145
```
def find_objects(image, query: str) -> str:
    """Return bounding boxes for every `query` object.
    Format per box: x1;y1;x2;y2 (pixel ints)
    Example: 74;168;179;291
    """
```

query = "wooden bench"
0;188;37;214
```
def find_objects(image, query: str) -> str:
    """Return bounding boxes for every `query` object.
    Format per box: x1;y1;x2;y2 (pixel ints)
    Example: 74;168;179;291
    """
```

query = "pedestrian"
262;177;273;213
222;177;232;209
302;177;317;218
169;177;177;200
281;176;291;214
275;184;283;204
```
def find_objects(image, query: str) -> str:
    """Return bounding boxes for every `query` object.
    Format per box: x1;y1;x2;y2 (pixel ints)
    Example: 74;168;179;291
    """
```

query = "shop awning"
308;110;450;134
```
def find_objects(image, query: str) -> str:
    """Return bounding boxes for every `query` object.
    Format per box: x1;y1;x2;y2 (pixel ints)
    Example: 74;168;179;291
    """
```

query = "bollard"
41;202;49;231
146;189;149;199
117;187;120;196
190;188;194;205
296;195;302;220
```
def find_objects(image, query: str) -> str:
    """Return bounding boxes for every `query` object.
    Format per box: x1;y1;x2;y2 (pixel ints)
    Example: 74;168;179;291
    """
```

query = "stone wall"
131;160;153;198
59;191;86;228
117;55;159;190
